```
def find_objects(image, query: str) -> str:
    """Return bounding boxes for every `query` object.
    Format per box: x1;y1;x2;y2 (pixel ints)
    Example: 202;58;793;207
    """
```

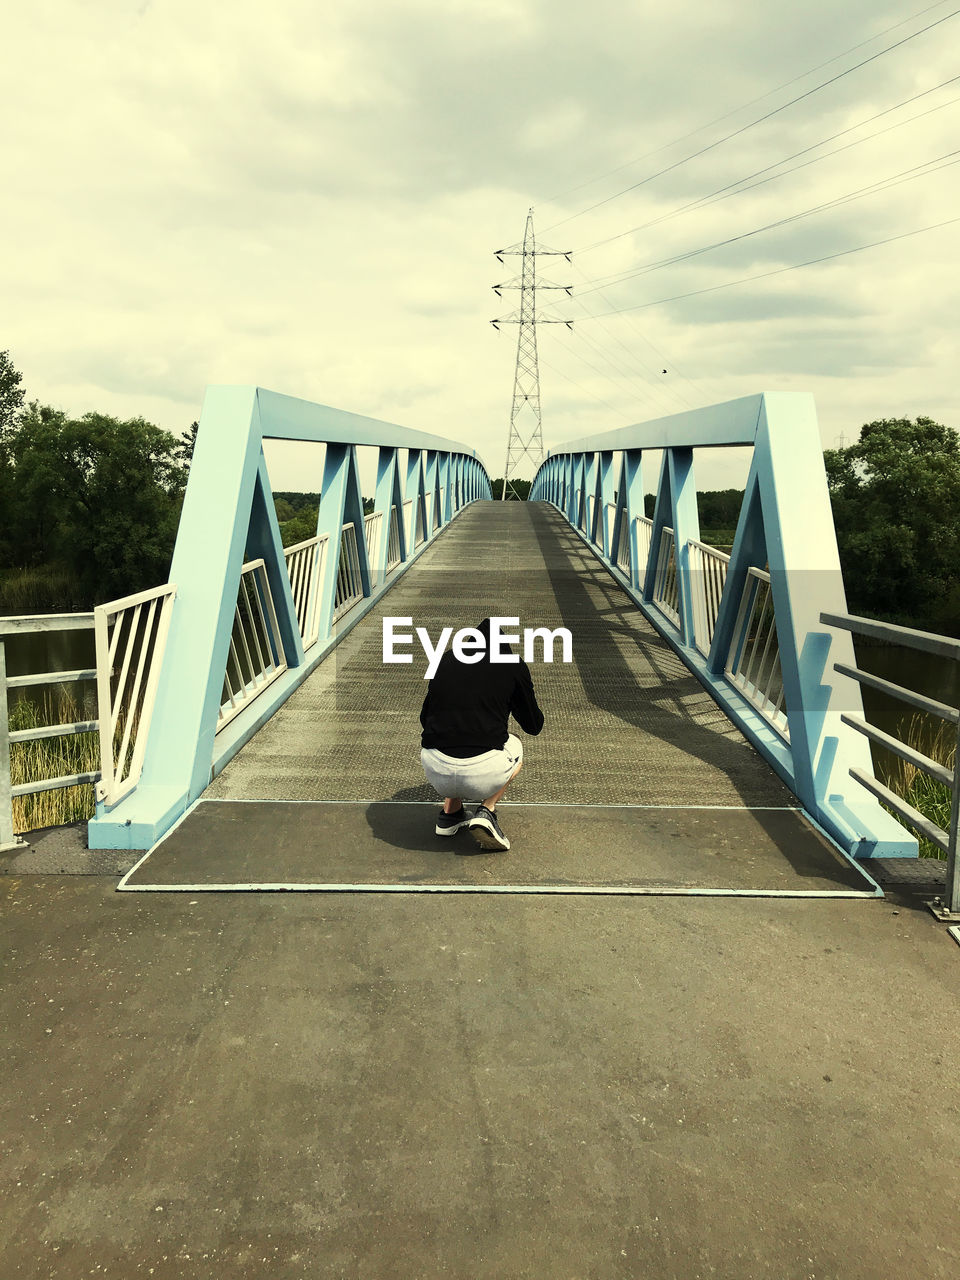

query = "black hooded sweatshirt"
419;618;545;757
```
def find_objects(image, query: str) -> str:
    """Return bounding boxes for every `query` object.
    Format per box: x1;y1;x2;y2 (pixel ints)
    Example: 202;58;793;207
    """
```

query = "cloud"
1;0;958;491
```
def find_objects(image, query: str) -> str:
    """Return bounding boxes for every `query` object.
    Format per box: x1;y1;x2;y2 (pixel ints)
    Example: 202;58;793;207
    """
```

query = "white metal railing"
423;490;434;538
725;567;787;737
363;511;383;578
404;498;427;549
653;527;680;627
283;534;328;651
636;516;653;575
95;584;177;807
1;614;100;849
415;498;426;547
218;560;288;732
822;611;960;918
688;539;731;658
334;523;364;621
616;509;630;574
386;506;402;571
604;502;616;549
402;499;414;548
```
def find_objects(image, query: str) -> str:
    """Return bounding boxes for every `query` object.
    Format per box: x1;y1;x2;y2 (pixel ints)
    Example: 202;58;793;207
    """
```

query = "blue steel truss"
531;391;916;860
88;387;491;850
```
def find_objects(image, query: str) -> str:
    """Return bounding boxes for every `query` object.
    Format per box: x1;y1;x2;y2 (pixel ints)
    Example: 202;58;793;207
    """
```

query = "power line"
574;149;960;294
542;6;960;234
575;215;960;318
563;314;694;413
549;328;668;417
537;0;955;207
576;75;960;255
537;354;627;418
563;292;699;412
567;262;728;407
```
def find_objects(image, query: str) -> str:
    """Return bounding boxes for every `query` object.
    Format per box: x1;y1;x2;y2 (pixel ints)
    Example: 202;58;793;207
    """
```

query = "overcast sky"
4;0;958;492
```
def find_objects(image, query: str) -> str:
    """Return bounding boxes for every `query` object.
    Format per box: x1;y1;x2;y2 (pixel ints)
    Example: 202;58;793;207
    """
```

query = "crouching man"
419;617;544;852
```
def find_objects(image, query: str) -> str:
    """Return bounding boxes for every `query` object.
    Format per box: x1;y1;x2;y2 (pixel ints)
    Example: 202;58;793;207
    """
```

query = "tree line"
1;352;957;633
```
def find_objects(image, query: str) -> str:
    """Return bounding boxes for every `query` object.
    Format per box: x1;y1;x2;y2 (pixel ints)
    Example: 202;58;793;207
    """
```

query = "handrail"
653;527;680;627
219;560;287;732
334;523;364;621
823;610;960;917
386;506;402;571
822;611;960;662
0;613;94;636
95;583;177;808
726;567;787;738
688;539;731;658
1;616;102;850
283;534;329;651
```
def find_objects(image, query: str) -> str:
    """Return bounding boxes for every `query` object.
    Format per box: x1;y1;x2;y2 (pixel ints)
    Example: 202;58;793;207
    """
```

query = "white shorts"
420;734;523;801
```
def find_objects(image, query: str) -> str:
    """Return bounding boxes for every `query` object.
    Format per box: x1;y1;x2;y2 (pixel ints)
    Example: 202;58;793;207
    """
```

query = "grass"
882;713;956;859
8;692;99;833
0;565;89;614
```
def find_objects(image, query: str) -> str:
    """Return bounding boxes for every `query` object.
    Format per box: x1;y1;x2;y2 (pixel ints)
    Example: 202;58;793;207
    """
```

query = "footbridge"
77;384;928;894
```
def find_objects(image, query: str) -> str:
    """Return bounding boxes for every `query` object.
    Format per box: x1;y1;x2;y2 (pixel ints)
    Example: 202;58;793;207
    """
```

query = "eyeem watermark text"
383;617;573;679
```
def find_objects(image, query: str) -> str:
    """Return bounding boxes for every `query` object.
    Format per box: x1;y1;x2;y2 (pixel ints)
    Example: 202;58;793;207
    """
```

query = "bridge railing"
822;610;960;917
725;567;787;739
88;386;492;850
688;539;730;658
386;506;402;571
218;560;287;733
362;511;383;578
283;534;328;651
530;391;913;859
653;527;680;627
334;523;365;621
1;614;100;850
95;585;177;806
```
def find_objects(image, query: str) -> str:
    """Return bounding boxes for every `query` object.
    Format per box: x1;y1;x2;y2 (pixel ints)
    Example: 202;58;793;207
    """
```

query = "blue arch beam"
531;391;914;860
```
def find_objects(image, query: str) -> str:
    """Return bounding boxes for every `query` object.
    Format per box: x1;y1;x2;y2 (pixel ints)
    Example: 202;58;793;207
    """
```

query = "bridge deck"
209;501;793;808
126;501;877;896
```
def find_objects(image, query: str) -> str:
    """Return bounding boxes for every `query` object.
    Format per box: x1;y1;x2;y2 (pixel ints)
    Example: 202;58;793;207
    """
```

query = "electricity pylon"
491;210;572;500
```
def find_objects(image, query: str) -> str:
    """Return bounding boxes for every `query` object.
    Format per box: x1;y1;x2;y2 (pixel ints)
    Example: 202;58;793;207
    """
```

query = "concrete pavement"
2;872;959;1279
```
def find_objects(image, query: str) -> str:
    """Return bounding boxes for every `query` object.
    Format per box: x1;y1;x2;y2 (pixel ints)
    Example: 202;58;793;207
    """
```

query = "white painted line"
116;795;205;891
196;798;803;811
117;880;879;898
949;924;960;948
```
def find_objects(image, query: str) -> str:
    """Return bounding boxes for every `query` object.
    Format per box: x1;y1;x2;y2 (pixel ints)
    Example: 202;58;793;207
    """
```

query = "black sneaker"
468;805;510;852
435;806;470;837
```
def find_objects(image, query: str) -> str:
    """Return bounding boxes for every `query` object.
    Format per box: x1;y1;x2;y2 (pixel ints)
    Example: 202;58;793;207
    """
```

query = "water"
854;639;958;786
1;629;98;719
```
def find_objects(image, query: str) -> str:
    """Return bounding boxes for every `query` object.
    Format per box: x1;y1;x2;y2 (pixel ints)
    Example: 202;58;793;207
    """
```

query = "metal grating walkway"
207;502;795;808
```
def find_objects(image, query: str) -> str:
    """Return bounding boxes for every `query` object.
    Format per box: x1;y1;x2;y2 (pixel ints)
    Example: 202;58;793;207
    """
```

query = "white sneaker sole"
435;819;470;837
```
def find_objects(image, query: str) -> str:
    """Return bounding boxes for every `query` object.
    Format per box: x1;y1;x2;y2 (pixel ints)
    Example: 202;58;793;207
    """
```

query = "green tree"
824;417;960;634
8;405;186;602
491;478;531;501
175;420;199;470
0;351;26;566
0;349;25;437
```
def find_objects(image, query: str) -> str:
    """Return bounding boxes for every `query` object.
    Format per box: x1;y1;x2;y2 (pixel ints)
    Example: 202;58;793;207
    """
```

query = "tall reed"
883;713;956;859
8;692;99;832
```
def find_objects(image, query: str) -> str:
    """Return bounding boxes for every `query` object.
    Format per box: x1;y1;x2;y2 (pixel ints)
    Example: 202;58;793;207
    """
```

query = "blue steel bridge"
56;382;948;896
